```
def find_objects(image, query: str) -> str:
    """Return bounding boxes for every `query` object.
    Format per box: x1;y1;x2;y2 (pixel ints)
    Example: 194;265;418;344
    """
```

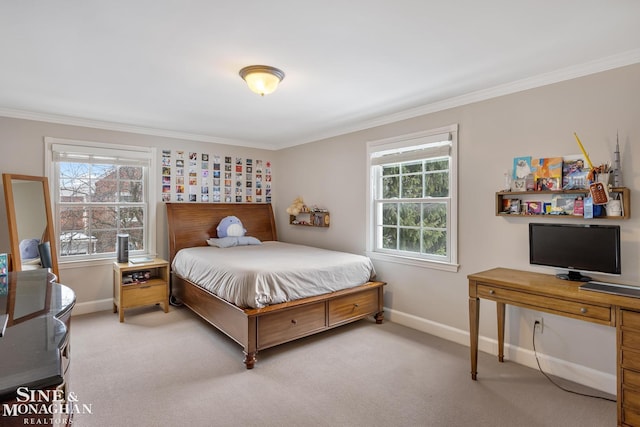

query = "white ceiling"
1;1;639;150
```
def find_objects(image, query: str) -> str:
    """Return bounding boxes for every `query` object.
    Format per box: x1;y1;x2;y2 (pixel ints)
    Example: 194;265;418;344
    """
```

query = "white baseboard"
385;307;616;396
71;298;113;316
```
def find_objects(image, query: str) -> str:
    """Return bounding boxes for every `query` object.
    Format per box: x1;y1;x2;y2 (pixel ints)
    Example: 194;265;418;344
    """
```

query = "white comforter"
171;241;376;308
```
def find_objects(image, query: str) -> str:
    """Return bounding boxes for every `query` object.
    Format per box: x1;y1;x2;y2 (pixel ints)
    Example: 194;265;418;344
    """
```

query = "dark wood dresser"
0;269;76;426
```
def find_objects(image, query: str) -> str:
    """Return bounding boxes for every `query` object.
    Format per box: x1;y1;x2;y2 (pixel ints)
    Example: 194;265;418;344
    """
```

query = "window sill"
59;254;157;270
366;251;459;272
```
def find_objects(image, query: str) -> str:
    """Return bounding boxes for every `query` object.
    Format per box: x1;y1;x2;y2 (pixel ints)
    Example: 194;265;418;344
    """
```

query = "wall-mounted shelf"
496;187;630;219
289;211;330;227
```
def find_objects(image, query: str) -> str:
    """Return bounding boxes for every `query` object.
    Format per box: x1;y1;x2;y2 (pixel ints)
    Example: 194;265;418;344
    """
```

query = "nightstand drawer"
121;283;166;308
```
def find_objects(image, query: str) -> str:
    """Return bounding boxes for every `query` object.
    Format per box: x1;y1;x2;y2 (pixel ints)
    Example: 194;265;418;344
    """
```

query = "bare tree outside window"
58;162;146;257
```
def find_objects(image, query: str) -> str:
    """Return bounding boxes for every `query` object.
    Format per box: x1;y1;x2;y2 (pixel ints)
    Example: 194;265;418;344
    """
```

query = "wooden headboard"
165;203;278;263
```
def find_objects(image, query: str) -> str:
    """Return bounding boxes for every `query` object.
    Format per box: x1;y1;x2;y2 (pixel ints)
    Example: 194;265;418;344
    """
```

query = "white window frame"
365;124;459;272
44;137;157;267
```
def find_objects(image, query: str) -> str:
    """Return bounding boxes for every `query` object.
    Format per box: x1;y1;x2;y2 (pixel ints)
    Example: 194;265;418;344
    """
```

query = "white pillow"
206;236;262;248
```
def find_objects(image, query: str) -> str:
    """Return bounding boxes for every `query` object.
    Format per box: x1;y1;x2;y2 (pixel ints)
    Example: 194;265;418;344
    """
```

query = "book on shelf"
122;270;152;285
526;201;542;214
573;196;585;216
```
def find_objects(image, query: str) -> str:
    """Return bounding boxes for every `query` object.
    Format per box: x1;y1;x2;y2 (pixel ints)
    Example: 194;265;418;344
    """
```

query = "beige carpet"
69;306;616;427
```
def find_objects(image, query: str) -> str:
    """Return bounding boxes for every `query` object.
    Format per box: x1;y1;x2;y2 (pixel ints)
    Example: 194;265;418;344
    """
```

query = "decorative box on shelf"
495;187;630;220
289;209;330;227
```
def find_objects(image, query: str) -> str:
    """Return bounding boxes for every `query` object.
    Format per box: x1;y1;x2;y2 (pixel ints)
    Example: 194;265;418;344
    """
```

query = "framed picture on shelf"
513;156;532;180
536;177;561;191
562;154;589;190
532;157;562;179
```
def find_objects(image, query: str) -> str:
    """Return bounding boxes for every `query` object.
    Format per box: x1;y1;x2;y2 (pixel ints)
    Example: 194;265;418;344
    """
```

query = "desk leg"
469;296;479;380
497;302;505;363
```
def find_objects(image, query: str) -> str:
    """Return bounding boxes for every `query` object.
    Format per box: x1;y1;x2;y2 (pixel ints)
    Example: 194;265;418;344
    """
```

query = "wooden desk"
468;267;640;427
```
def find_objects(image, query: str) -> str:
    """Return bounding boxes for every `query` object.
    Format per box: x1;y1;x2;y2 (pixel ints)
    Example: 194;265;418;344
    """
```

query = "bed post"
375;285;384;324
244;315;258;369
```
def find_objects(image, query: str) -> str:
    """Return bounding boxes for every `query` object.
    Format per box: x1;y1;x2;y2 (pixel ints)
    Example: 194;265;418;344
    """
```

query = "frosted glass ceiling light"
239;65;285;96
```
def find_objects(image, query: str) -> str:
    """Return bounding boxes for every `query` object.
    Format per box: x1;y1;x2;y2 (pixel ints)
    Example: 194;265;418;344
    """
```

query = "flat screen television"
529;223;621;282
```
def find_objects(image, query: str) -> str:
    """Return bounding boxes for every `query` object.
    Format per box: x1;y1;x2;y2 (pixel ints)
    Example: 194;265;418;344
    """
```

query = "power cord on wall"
532;320;615;402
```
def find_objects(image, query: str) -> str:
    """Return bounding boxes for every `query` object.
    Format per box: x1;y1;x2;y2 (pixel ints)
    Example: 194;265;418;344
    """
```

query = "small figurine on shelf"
286;196;306;216
613;132;622;187
503;170;512;192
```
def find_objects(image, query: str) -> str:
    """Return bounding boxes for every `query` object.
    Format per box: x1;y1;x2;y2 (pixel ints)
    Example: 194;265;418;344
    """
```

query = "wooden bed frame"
165;202;385;369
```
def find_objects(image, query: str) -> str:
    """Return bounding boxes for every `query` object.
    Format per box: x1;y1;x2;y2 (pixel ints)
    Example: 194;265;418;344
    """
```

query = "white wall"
275;63;640;394
0;118;278;314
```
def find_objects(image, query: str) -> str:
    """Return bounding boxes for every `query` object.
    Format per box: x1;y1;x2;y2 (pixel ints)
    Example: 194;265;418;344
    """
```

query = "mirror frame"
2;174;59;279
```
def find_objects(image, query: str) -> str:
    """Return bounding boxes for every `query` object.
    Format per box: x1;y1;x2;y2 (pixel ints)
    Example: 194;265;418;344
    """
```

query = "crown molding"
0;108;270;150
2;49;639;151
281;49;640;148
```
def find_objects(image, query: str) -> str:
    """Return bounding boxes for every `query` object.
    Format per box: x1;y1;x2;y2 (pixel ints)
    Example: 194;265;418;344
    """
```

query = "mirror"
2;174;59;279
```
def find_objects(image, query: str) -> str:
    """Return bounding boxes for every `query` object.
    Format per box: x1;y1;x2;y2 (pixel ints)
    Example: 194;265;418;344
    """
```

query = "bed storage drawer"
258;302;326;348
328;288;378;326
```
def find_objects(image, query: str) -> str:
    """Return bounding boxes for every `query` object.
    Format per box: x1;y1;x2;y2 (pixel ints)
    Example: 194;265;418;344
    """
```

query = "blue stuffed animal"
216;216;247;238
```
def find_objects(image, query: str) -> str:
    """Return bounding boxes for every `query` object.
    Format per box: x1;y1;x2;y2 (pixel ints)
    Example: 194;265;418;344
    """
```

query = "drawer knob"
489;290;495;295
291;319;297;325
353;303;359;308
580;307;588;314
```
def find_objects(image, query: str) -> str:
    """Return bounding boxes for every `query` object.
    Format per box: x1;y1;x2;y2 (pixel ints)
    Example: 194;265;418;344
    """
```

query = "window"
45;138;156;262
366;125;458;271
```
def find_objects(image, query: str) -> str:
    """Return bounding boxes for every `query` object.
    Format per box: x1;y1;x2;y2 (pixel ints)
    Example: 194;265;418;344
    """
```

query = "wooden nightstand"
113;258;169;322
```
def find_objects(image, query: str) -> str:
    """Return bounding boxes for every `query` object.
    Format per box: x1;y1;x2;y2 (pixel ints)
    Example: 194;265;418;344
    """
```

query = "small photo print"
536;177;561;191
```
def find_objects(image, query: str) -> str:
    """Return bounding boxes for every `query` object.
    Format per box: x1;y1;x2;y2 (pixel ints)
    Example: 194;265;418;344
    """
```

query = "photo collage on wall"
161;150;272;203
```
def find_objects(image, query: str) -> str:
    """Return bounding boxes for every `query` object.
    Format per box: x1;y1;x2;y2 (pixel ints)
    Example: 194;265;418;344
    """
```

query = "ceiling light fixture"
239;65;285;96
